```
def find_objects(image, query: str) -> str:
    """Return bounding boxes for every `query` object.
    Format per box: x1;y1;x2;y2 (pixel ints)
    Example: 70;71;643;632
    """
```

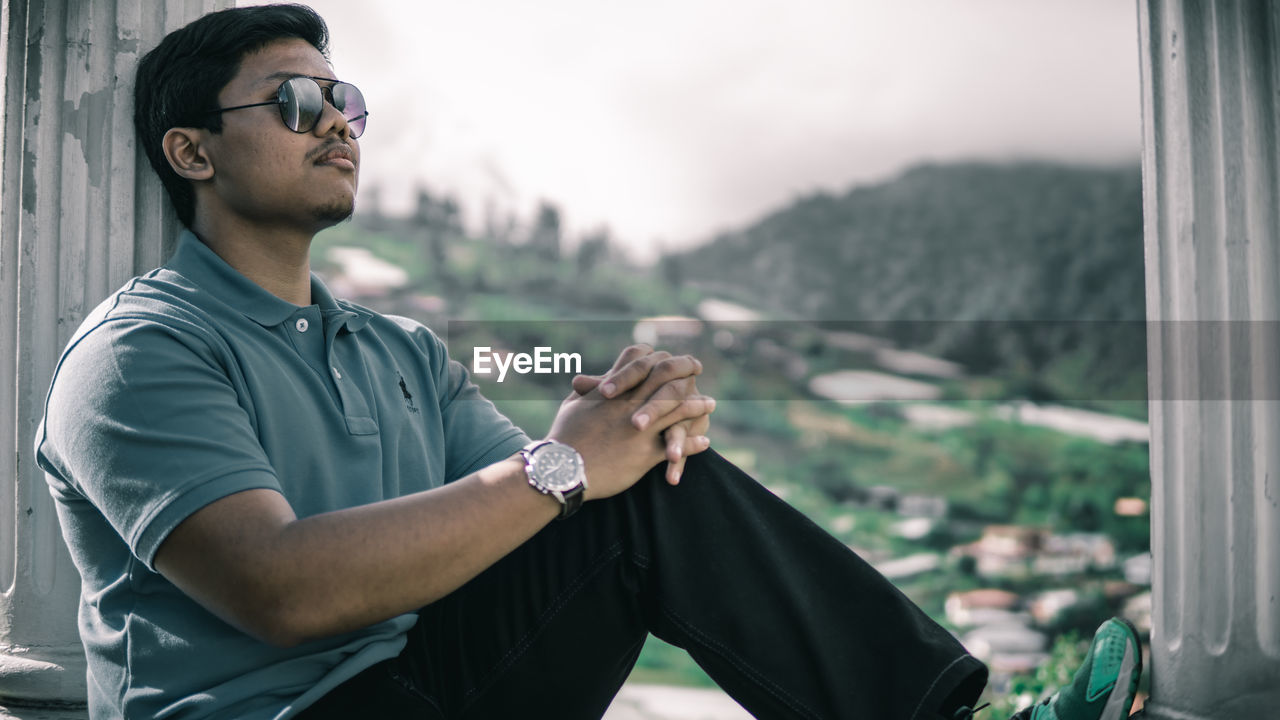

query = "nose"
313;93;354;141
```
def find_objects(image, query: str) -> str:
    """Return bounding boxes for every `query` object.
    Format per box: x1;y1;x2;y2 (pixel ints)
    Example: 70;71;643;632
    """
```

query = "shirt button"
332;367;342;379
295;318;309;333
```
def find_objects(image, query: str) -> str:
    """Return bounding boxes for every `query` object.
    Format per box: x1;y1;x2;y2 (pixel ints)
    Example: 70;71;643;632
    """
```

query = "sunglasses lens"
331;83;368;138
278;77;324;133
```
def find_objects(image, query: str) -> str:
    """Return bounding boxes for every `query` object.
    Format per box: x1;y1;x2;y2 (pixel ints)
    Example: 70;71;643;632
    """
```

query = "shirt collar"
166;230;369;332
310;270;372;332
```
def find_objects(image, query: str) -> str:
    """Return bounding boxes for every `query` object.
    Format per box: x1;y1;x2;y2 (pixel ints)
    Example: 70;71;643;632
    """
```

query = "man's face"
202;37;360;232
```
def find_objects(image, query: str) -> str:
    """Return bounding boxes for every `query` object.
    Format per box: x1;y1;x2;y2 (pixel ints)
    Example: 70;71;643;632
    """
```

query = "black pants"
296;449;987;719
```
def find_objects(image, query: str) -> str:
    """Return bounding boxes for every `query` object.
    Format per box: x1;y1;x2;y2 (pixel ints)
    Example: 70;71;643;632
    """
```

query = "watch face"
532;443;583;492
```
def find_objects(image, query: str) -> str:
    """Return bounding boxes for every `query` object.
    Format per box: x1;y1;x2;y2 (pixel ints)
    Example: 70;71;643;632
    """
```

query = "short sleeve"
438;354;531;480
36;318;282;569
388;317;529;481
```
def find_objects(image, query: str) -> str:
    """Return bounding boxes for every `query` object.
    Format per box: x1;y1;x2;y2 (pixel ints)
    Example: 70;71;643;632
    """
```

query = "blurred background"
247;1;1151;714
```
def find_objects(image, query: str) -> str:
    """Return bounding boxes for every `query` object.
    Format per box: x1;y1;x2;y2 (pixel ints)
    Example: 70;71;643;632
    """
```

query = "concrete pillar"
1139;1;1280;718
0;0;229;712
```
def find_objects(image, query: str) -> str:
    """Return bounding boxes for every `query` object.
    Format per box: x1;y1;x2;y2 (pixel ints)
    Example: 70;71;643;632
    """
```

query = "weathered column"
0;0;229;711
1139;1;1280;718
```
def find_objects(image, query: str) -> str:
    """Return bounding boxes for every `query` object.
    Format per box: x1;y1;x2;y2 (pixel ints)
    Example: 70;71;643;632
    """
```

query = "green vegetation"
987;631;1089;717
630;635;717;688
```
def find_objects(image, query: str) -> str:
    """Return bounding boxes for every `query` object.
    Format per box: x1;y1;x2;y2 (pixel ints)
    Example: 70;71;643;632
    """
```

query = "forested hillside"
675;162;1147;402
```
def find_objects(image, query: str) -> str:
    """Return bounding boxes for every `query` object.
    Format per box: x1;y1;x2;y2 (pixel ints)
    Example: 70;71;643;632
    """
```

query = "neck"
190;214;315;307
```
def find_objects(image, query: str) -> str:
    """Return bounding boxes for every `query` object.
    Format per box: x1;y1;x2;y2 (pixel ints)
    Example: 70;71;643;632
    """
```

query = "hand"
550;345;715;498
571;344;714;483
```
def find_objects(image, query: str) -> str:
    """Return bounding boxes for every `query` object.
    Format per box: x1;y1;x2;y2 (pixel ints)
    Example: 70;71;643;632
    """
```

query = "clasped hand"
547;344;715;500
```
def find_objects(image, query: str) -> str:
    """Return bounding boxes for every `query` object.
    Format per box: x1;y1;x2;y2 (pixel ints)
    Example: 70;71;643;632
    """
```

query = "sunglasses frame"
206;75;369;138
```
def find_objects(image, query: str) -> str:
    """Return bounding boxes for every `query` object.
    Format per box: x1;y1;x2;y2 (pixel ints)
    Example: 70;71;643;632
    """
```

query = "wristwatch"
520;439;588;520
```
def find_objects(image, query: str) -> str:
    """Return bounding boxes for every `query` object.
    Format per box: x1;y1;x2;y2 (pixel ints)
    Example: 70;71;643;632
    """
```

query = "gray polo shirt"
35;230;529;719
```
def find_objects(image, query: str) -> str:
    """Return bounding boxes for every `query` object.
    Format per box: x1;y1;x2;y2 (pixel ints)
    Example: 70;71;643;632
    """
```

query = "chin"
314;197;356;225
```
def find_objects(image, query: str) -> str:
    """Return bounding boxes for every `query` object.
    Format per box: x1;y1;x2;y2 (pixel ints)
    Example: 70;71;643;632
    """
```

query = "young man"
36;5;1142;719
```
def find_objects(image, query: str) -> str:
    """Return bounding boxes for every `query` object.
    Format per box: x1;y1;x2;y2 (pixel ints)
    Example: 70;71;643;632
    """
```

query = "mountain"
676;162;1147;398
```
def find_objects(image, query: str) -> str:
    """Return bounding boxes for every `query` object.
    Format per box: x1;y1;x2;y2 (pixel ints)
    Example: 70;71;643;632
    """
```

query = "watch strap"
556;483;585;519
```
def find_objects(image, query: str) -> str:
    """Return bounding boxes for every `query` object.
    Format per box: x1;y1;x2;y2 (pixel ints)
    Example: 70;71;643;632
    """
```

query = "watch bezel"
527;442;585;492
521;440;587;496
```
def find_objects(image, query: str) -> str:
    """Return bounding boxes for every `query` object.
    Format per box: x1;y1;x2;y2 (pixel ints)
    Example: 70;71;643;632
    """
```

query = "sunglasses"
208;75;368;138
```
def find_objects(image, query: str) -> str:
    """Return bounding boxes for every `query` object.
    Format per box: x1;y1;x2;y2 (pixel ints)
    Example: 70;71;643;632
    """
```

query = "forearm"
273;456;559;643
161;455;560;647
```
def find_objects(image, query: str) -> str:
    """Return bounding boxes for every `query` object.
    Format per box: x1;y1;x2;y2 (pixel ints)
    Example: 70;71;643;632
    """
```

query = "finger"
661;421;690;485
663;421;689;465
668;421;711;485
629;371;711;427
572;374;603;396
600;349;670;399
681;433;711;458
685;413;712;443
649;394;717;433
631;377;692;430
630;354;702;402
596;345;656;397
667;453;687;485
608;344;653;374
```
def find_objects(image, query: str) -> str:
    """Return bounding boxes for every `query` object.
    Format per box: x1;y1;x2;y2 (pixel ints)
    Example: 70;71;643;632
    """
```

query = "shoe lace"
949;702;991;719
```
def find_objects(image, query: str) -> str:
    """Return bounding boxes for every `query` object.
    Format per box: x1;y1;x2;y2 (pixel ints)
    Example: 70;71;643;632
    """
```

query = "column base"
0;645;86;709
1143;695;1276;720
1141;704;1213;720
0;705;89;720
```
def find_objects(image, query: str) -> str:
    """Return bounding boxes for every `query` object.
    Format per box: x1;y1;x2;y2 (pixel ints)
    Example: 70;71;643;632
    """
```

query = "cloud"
249;0;1140;257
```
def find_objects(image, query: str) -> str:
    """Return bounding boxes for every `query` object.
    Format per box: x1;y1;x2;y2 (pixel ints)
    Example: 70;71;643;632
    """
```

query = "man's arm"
155;457;555;647
154;346;715;647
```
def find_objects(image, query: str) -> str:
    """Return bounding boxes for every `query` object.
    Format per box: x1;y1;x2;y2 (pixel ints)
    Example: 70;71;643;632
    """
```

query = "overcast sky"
248;0;1142;259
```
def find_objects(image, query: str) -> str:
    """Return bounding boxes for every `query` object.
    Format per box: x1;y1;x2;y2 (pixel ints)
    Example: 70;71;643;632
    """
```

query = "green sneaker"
1013;618;1142;720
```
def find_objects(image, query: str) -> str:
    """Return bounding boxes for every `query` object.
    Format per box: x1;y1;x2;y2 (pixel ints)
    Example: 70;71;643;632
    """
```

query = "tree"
577;227;613;276
484;199;518;246
529;200;563;262
658;251;684;289
359;183;387;230
414;187;465;289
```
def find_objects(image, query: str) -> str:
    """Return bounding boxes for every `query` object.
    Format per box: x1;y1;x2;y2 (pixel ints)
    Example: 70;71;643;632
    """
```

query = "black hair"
134;4;330;227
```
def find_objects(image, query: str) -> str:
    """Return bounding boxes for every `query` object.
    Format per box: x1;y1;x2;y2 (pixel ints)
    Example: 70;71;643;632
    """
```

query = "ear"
162;127;214;181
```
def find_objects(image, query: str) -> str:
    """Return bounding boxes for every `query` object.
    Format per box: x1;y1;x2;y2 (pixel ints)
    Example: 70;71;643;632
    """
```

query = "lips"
312;143;356;170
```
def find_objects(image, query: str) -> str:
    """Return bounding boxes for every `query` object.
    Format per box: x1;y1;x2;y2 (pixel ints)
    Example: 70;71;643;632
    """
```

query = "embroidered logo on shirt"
399;375;420;414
